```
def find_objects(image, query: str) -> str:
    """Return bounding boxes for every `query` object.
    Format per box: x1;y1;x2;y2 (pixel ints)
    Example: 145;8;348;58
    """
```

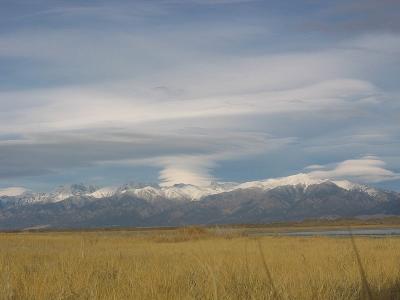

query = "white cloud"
0;187;27;197
94;131;294;186
307;156;400;183
157;156;215;186
0;78;380;135
0;28;394;137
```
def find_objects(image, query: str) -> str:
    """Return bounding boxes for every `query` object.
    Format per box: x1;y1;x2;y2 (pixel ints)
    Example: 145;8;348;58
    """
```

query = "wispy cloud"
0;186;27;197
0;0;399;190
307;156;400;183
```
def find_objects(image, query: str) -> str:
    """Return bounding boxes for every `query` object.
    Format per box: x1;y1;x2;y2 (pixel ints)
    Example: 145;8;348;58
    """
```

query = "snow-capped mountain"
235;174;379;197
0;174;398;229
49;184;97;202
0;184;98;206
0;173;384;204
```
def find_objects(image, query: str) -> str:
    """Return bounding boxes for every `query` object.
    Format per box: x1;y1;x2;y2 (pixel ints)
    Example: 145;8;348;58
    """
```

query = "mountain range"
1;174;399;230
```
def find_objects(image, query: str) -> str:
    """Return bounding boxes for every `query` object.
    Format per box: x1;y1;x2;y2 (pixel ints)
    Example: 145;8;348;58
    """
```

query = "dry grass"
0;228;399;299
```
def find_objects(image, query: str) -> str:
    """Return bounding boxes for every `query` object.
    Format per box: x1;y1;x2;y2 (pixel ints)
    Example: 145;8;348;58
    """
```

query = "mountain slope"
0;174;399;229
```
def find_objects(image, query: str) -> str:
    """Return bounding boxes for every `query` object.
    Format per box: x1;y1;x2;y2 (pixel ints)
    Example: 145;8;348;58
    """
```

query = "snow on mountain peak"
232;173;381;196
48;184;97;202
131;186;163;201
236;173;326;190
332;180;379;196
89;186;119;199
161;184;224;200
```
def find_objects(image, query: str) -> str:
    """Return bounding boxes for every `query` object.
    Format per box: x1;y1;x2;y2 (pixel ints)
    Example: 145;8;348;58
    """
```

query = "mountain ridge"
0;174;399;229
0;173;382;204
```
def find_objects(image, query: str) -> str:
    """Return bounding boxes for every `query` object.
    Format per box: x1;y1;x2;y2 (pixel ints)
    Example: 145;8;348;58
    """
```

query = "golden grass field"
0;227;399;300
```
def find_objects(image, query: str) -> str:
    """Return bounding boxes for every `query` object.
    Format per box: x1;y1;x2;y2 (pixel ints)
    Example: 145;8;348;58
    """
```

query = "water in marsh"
249;228;400;237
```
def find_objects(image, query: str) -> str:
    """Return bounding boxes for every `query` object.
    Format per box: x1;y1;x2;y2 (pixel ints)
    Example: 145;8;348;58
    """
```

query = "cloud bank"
0;0;399;190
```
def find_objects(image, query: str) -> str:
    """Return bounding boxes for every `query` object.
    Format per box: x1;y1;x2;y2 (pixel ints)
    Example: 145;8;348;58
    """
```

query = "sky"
0;0;399;191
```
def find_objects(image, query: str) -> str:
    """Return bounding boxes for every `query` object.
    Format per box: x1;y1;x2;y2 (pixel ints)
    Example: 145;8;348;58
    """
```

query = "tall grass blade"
257;239;280;299
348;226;373;300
